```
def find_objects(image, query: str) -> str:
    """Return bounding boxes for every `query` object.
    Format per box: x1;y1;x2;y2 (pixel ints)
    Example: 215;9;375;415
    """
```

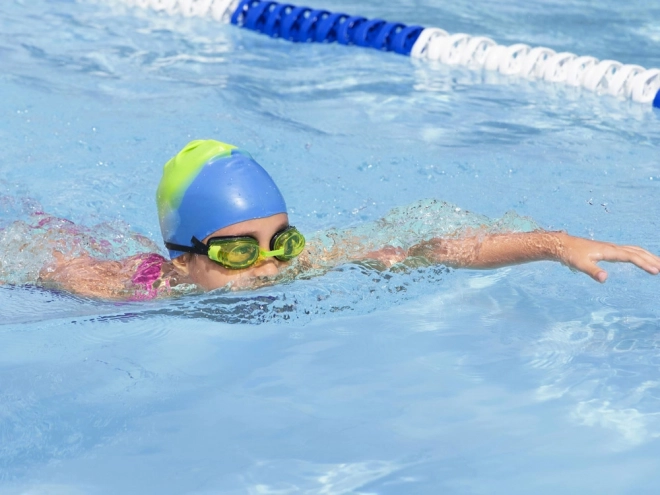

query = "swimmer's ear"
170;253;192;276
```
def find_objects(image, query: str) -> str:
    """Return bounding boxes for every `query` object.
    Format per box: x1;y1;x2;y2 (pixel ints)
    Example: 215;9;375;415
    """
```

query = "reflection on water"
527;308;660;449
241;458;404;494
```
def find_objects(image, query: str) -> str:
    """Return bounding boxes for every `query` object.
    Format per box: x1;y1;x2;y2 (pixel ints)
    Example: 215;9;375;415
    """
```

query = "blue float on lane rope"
230;0;424;55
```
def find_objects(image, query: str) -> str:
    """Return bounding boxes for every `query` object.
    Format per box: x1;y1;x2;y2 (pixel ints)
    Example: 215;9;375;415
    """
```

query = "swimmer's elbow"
408;238;472;267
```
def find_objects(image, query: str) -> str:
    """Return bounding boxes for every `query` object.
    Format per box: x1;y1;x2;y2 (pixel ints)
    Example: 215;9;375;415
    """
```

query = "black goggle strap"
164;236;210;256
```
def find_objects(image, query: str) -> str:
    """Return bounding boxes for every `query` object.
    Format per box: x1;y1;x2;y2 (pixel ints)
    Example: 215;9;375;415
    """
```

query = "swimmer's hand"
556;232;660;283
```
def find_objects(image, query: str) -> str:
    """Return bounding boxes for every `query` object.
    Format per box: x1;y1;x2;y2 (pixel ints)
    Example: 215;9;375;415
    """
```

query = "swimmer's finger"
599;245;660;275
625;247;660;274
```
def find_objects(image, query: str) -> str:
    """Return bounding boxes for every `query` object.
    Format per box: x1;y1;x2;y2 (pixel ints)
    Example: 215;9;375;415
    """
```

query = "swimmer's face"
171;213;290;291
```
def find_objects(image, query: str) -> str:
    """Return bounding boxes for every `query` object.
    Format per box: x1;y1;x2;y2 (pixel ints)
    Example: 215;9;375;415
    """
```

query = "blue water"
1;0;660;493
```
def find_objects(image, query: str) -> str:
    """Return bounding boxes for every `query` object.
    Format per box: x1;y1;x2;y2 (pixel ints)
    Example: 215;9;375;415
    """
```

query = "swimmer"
32;139;660;300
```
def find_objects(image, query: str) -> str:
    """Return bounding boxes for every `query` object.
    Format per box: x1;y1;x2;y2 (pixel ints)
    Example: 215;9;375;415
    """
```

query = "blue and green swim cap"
157;139;287;259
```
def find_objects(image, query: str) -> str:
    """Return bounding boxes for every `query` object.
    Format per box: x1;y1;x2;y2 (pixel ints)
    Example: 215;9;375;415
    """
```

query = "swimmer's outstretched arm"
367;231;660;282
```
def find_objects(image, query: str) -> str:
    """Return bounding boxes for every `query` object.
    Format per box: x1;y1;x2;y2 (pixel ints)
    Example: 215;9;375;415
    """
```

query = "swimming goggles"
165;226;306;269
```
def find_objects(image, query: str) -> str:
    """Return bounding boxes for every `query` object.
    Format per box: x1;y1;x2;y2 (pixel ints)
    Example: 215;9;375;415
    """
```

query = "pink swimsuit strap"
130;253;167;301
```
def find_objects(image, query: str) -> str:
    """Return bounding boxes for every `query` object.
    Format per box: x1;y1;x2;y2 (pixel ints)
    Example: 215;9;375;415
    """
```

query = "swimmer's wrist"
546;230;569;263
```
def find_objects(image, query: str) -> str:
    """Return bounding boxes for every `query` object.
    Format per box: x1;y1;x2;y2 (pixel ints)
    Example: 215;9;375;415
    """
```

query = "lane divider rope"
412;29;660;106
114;0;660;107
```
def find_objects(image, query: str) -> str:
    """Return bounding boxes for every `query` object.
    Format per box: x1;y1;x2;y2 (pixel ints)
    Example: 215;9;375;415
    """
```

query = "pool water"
1;0;660;493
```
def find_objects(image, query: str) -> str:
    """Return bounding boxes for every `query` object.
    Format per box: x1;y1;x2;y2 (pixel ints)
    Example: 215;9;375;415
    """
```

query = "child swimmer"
37;139;660;300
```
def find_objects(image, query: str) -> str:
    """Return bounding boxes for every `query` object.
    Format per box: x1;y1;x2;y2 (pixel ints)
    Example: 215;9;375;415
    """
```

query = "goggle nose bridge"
259;246;286;258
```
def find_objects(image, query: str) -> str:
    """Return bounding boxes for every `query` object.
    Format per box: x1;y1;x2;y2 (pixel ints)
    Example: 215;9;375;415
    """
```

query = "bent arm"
38;251;176;299
39;252;135;299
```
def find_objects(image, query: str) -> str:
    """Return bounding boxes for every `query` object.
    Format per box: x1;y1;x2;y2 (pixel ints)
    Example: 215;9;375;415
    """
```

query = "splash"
2;197;539;322
0;195;161;286
280;198;540;278
312;198;536;252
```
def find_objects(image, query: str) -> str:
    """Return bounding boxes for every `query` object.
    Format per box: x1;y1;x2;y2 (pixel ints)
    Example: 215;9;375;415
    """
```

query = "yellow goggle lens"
208;239;260;269
272;228;306;260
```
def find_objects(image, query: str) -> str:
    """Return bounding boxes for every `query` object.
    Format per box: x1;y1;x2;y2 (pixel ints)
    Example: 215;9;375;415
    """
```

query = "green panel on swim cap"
157;139;238;213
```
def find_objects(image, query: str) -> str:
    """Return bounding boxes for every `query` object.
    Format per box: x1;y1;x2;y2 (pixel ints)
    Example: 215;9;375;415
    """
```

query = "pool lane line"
116;0;660;107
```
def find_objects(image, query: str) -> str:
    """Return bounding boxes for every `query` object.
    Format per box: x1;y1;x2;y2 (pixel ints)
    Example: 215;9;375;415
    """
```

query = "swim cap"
157;139;287;259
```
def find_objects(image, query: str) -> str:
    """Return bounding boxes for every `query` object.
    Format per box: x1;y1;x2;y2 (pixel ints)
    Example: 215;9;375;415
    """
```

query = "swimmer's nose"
252;258;280;277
